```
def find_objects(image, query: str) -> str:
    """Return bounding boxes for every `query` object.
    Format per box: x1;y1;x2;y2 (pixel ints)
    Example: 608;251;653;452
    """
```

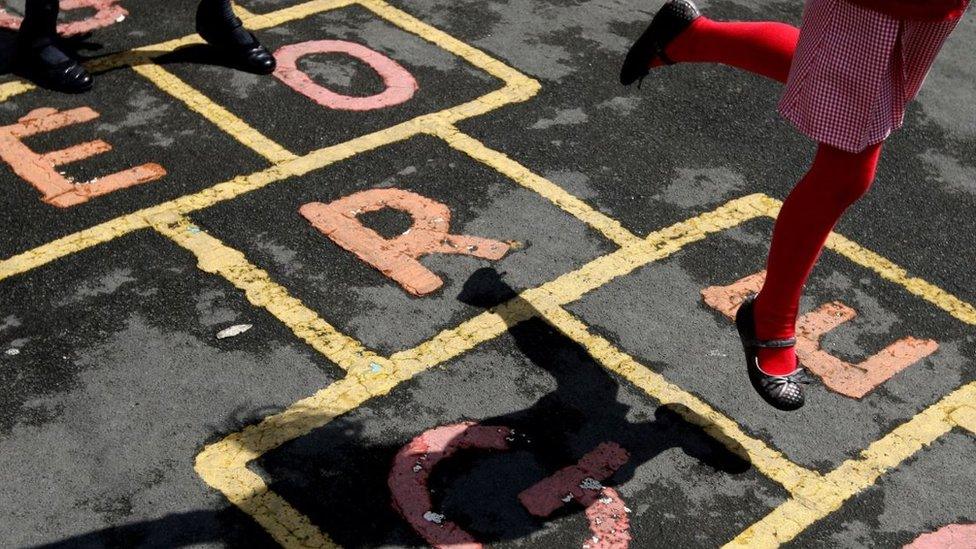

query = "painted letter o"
273;40;418;111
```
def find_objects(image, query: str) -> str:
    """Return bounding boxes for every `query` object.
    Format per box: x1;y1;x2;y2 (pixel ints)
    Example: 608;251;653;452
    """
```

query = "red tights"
661;16;884;375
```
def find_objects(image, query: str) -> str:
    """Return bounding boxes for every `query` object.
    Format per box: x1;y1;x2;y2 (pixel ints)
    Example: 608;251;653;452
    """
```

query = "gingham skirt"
778;0;962;152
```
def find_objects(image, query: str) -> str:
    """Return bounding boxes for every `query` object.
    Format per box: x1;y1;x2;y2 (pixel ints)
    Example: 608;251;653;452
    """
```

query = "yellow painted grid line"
192;292;518;549
97;34;209;71
0;80;36;102
0;213;154;281
243;0;357;30
150;212;376;371
726;382;976;548
533;193;769;305
356;0;541;128
231;2;258;19
191;195;815;548
0;122;423;281
131;61;298;164
753;195;976;326
949;406;976;434
825;233;976;325
125;0;541;170
190;192;976;547
431;124;641;247
0;0;537;111
394;193;770;373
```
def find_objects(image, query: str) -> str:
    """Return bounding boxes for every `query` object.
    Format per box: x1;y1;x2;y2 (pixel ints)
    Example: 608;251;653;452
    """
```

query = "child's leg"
18;0;59;50
657;17;800;84
15;0;92;93
195;0;276;74
753;142;884;375
197;0;239;28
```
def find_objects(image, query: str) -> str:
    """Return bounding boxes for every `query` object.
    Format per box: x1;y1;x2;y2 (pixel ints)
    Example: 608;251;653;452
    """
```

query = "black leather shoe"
620;0;701;86
196;9;276;74
15;44;93;94
735;295;810;411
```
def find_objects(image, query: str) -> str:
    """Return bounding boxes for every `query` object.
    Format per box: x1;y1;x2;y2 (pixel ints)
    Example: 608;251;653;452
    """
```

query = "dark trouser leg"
195;0;276;74
15;0;93;93
18;0;60;50
197;0;238;29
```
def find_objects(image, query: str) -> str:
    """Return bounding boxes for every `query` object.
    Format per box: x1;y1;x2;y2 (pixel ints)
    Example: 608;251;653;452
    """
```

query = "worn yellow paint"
0;35;206;105
0;214;155;282
431;124;641;247
0;80;36;102
0;117;417;283
242;0;358;30
231;2;257;20
151;212;376;371
539;193;768;303
950;405;976;434
726;383;976;548
377;193;769;378
192;280;523;549
131;61;298;164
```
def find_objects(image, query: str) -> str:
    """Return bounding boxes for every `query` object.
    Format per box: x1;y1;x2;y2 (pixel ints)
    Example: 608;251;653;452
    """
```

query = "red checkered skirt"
778;0;961;152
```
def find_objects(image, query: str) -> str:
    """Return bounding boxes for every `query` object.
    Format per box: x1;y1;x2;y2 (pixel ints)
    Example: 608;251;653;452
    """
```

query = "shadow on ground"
30;268;755;548
0;28;106;78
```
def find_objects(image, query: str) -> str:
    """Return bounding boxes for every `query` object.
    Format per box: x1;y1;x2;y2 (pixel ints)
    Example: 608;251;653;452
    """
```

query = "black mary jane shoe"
14;44;93;94
195;9;277;74
619;0;701;87
735;295;810;411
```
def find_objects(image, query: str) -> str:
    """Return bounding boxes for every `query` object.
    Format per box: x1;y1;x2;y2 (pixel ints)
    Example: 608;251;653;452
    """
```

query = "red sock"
651;16;799;84
752;143;884;375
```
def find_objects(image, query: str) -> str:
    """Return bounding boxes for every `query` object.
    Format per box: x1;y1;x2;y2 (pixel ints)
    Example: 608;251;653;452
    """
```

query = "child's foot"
619;0;701;86
196;3;276;74
735;295;809;411
14;42;93;94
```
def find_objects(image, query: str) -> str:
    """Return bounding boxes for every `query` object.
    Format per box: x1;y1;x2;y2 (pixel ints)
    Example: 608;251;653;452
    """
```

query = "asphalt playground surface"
1;0;975;547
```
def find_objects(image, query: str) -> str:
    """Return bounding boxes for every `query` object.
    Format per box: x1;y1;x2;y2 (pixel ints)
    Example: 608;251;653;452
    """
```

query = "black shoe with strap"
619;0;701;87
196;3;276;74
735;295;810;411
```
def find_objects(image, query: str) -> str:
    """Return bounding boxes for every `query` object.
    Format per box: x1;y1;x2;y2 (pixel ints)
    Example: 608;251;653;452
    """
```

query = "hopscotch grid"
0;0;973;547
181;194;799;548
0;0;549;280
185;192;976;548
726;382;976;548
